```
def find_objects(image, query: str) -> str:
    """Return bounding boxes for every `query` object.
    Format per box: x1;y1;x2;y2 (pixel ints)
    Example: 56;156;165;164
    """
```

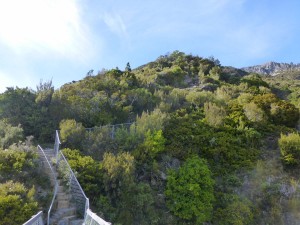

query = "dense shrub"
165;156;214;224
0;181;38;225
279;133;300;165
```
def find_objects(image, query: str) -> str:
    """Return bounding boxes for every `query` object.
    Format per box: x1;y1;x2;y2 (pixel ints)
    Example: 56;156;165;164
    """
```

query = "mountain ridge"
242;61;300;76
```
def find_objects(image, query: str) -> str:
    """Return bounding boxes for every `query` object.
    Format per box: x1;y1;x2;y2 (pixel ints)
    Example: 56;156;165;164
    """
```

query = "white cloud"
103;12;128;38
0;0;93;61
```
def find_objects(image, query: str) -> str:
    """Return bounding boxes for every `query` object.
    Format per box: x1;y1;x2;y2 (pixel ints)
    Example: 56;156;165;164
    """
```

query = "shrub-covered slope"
0;51;300;224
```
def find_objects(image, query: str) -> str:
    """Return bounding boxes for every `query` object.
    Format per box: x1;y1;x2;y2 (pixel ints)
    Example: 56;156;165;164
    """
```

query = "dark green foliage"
241;73;269;88
0;87;37;138
164;111;259;174
0;87;55;142
214;196;254;225
165;156;215;224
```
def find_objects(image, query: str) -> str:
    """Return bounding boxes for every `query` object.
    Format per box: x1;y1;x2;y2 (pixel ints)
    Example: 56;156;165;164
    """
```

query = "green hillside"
0;51;300;224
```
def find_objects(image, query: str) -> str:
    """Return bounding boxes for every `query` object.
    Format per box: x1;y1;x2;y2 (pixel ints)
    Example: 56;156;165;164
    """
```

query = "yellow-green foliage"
243;102;267;123
133;129;166;163
61;148;102;198
279;133;300;165
143;130;165;158
135;108;168;136
0;149;36;175
59;119;86;149
204;102;227;127
0;120;23;149
0;181;38;225
215;198;254;225
102;152;135;180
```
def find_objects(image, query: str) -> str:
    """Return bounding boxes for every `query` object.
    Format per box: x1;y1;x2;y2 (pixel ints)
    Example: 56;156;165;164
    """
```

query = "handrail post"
84;198;90;220
54;130;61;163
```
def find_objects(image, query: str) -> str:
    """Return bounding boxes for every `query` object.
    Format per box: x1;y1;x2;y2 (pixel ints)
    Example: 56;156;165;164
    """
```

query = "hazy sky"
0;0;299;92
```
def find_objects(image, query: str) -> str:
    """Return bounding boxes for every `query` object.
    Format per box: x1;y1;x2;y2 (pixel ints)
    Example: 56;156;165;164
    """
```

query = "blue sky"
0;0;299;93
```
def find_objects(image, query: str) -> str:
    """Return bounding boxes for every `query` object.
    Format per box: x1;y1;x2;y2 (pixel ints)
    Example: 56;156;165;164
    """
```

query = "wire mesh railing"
85;122;134;139
56;150;89;218
37;145;58;225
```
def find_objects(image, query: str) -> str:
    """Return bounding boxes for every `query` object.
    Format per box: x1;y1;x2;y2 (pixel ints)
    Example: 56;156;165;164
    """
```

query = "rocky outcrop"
242;61;300;76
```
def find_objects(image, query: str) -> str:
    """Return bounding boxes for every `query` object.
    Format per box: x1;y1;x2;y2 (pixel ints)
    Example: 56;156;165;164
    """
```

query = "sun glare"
0;0;85;56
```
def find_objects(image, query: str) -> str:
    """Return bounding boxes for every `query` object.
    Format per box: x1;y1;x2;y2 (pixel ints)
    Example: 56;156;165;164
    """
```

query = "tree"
165;156;215;224
270;101;299;127
59;119;86;150
0;87;37;138
204;102;227;127
102;152;135;200
125;62;132;72
243;102;267;123
0;120;23;149
143;130;165;158
35;79;54;107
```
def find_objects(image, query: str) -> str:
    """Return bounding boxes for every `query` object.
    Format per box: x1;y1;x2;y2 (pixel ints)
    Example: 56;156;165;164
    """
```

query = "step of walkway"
49;207;77;224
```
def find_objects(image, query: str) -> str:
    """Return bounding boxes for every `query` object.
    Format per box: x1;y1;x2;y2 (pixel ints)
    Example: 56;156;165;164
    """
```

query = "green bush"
59;119;86;149
0;120;23;149
0;181;38;225
0;148;36;178
165;156;215;224
215;198;254;225
61;148;103;199
279;133;300;165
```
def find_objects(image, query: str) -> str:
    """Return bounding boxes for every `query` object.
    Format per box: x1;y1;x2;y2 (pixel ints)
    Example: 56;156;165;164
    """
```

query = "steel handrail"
84;209;111;225
23;211;43;225
37;145;58;225
47;183;58;225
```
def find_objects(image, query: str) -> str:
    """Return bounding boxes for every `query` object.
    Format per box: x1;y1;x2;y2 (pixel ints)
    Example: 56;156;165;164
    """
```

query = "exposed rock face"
242;62;300;76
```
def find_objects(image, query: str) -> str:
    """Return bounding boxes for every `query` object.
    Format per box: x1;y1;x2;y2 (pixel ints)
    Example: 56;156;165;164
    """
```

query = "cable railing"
23;211;44;225
37;145;58;225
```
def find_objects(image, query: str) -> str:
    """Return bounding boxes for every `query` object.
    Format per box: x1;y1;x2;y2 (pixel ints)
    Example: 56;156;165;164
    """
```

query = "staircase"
38;148;84;225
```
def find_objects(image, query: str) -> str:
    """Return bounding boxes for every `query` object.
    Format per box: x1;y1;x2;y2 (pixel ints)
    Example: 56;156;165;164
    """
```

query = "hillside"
0;51;300;225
